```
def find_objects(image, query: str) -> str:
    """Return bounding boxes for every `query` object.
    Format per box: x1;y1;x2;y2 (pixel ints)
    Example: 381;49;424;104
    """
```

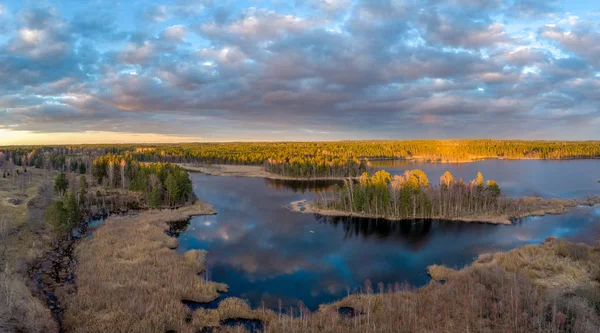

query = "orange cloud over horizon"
0;130;206;146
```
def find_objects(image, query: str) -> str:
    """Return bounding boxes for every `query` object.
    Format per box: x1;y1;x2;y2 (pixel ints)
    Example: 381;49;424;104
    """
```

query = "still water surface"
177;160;600;310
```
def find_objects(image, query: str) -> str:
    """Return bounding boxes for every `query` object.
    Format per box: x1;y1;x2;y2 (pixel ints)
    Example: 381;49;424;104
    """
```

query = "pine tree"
149;187;161;208
54;172;69;198
165;173;179;206
65;193;81;230
78;176;88;206
45;201;68;235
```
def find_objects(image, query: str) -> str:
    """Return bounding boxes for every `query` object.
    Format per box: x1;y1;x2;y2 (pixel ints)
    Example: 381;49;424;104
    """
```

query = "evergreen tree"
165;173;180;206
79;163;87;174
78;176;88;206
64;193;81;230
149;187;161;209
45;201;68;234
54;172;69;198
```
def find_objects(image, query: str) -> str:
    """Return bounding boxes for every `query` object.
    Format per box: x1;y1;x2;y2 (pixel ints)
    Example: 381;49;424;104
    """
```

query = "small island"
288;170;600;224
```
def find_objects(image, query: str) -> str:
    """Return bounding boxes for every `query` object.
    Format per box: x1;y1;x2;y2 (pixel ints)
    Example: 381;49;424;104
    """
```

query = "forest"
314;169;511;220
2;140;600;179
92;154;194;208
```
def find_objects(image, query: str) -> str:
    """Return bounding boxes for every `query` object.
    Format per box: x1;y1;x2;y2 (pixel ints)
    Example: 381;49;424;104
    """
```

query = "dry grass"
190;297;276;328
63;213;600;333
0;168;60;333
0;268;58;333
63;202;234;333
427;264;458;282
474;237;600;290
262;238;600;333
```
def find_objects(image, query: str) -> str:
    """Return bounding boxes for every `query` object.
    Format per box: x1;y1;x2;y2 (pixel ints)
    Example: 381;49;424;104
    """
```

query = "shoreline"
62;200;245;332
369;155;600;164
178;163;358;181
287;197;600;225
180;156;600;182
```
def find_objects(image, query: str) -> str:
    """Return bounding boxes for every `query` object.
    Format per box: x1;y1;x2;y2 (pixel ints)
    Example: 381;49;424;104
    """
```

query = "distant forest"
2;140;600;178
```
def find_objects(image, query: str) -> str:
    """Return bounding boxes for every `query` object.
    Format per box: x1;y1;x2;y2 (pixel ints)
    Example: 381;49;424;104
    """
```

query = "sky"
0;0;599;145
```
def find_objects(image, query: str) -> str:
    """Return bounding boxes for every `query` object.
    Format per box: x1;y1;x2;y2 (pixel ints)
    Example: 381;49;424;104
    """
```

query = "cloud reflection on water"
178;165;600;310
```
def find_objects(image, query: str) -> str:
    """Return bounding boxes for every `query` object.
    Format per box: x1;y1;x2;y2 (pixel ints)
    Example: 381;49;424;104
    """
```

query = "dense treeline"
315;170;512;220
3;140;600;178
264;156;371;178
45;159;194;235
92;155;193;208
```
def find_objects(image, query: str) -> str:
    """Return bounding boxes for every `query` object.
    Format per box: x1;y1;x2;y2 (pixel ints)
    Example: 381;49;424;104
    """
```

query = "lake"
176;160;600;311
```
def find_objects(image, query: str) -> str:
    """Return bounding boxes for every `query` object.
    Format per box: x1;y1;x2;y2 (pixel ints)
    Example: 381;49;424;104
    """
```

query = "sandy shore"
178;163;356;181
287;196;600;225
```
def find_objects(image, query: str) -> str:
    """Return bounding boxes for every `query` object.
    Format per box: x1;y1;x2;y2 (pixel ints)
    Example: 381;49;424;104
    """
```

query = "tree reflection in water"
316;215;433;249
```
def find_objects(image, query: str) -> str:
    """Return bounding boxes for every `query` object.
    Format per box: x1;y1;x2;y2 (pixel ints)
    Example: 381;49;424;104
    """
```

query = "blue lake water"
176;160;600;310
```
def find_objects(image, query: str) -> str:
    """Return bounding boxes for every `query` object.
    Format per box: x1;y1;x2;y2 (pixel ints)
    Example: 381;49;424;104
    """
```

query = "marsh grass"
64;214;600;333
264;239;600;333
62;202;232;333
0;268;58;333
478;237;600;289
59;189;600;333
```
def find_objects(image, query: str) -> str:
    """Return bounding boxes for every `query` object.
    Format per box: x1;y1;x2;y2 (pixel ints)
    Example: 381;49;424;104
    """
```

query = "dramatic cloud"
0;0;599;143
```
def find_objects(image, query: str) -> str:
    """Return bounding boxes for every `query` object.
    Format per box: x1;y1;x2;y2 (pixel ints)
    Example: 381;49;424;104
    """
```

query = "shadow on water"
220;318;264;333
191;319;265;333
264;178;341;193
316;214;434;243
338;306;361;319
182;297;222;311
167;220;192;238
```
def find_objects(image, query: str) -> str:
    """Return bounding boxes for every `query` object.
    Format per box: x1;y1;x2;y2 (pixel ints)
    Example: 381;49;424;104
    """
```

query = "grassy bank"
64;216;600;333
289;196;600;225
0;167;59;332
262;237;600;333
62;202;238;333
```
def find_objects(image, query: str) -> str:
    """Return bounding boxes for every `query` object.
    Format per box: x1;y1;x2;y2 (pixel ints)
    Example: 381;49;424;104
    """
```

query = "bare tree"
108;161;115;187
19;173;25;195
120;159;127;189
0;215;13;259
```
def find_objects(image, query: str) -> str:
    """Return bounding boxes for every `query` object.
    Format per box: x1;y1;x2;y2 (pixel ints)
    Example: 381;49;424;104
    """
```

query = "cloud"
198;8;325;43
0;0;599;142
5;7;71;60
540;22;600;67
142;5;170;22
420;10;508;48
509;0;559;18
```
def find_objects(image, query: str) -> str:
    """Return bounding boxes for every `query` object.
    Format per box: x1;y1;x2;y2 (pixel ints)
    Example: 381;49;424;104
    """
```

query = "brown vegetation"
0;167;59;333
471;237;600;290
262;237;600;333
62;197;600;333
0;268;58;333
62;202;232;333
